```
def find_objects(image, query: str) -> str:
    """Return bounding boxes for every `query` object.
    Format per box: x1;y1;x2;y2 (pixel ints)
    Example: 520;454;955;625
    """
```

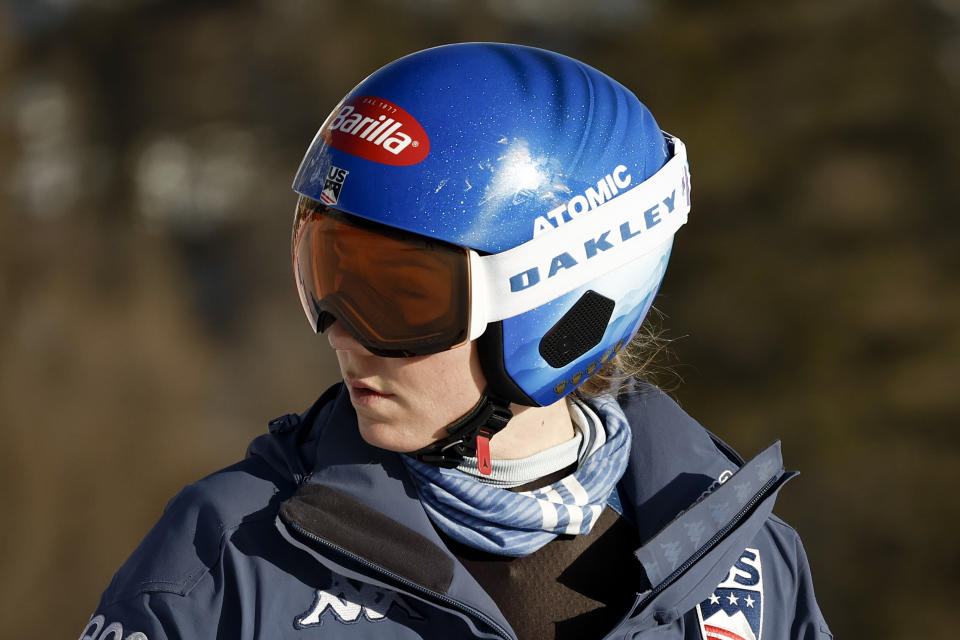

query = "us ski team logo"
320;165;349;205
296;575;423;629
697;548;764;640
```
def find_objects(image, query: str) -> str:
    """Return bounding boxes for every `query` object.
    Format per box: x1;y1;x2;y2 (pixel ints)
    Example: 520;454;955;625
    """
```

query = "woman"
81;43;831;639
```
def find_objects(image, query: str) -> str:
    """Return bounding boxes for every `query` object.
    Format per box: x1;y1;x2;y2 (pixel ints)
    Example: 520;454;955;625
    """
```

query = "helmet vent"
538;290;615;369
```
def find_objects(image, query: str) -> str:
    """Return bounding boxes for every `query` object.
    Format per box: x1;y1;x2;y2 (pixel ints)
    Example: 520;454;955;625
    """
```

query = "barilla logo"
322;95;430;166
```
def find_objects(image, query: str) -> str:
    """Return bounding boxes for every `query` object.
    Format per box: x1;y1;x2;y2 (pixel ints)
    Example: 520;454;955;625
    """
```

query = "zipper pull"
476;431;492;475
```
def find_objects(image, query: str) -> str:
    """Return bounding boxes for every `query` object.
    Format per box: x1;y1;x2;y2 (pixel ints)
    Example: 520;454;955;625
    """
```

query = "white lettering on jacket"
296;576;423;628
78;614;148;640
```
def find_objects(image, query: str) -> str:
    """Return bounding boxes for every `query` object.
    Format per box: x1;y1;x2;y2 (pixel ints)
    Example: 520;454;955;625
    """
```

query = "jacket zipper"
634;472;782;615
284;519;515;640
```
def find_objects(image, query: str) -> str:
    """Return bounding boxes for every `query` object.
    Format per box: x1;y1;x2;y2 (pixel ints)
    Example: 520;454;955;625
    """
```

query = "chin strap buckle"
475;429;493;475
410;390;512;473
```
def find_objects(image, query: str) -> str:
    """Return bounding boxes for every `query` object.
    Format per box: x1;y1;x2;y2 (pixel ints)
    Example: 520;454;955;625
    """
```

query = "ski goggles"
292;134;690;357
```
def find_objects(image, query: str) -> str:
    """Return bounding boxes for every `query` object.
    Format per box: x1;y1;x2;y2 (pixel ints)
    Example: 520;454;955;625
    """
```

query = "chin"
355;419;436;454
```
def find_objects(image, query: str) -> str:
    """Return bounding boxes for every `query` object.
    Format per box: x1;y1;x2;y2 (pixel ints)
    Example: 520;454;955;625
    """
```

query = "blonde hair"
575;308;678;398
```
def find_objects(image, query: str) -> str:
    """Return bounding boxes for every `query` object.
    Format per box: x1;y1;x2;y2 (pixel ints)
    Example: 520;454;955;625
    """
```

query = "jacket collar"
280;384;514;637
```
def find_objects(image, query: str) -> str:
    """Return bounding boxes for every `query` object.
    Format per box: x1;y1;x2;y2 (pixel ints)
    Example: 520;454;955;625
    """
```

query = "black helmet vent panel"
538;290;615;369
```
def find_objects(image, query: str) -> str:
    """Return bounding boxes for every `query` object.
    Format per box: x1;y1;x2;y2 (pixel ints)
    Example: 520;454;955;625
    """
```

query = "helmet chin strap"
409;389;513;475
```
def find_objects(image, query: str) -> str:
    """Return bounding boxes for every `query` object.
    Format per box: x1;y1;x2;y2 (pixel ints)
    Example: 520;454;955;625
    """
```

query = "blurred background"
1;0;957;637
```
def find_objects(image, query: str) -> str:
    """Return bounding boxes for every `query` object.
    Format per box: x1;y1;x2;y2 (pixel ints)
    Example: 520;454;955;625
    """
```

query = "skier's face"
327;320;486;452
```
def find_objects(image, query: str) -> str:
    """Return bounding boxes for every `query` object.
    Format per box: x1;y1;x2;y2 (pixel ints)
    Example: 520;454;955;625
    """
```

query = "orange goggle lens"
292;198;471;357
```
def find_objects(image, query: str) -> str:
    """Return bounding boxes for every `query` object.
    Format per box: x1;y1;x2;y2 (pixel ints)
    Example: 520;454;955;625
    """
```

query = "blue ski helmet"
292;43;690;407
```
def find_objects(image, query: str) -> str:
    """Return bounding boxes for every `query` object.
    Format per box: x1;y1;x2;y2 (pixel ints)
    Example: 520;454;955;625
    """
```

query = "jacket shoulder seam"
102;486;284;605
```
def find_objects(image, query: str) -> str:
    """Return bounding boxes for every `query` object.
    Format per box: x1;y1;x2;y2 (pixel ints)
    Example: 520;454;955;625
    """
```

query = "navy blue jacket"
81;385;832;639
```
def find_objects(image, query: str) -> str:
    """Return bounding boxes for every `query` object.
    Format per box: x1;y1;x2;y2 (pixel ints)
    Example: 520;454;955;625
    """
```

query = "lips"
344;376;393;401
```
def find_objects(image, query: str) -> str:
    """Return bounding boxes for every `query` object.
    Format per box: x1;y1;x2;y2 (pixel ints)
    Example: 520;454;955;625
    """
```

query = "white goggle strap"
467;134;690;340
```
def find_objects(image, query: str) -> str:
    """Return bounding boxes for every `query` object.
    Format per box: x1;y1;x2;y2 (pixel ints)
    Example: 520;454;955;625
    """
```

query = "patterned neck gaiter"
402;396;632;557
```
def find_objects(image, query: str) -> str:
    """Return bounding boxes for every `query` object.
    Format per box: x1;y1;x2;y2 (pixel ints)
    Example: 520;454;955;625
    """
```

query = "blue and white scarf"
402;396;631;557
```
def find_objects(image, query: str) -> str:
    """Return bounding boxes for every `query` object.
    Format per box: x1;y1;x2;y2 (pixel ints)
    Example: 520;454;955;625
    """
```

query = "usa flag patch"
697;548;764;640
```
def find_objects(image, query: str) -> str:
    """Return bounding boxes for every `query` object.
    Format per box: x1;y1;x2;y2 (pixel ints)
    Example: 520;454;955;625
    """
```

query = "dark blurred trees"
1;1;958;638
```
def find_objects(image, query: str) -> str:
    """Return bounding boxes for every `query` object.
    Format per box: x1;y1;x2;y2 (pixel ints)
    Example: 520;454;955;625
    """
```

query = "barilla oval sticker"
321;95;430;166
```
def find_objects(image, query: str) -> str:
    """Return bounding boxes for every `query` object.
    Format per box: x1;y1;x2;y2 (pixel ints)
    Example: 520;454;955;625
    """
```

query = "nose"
326;320;373;354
